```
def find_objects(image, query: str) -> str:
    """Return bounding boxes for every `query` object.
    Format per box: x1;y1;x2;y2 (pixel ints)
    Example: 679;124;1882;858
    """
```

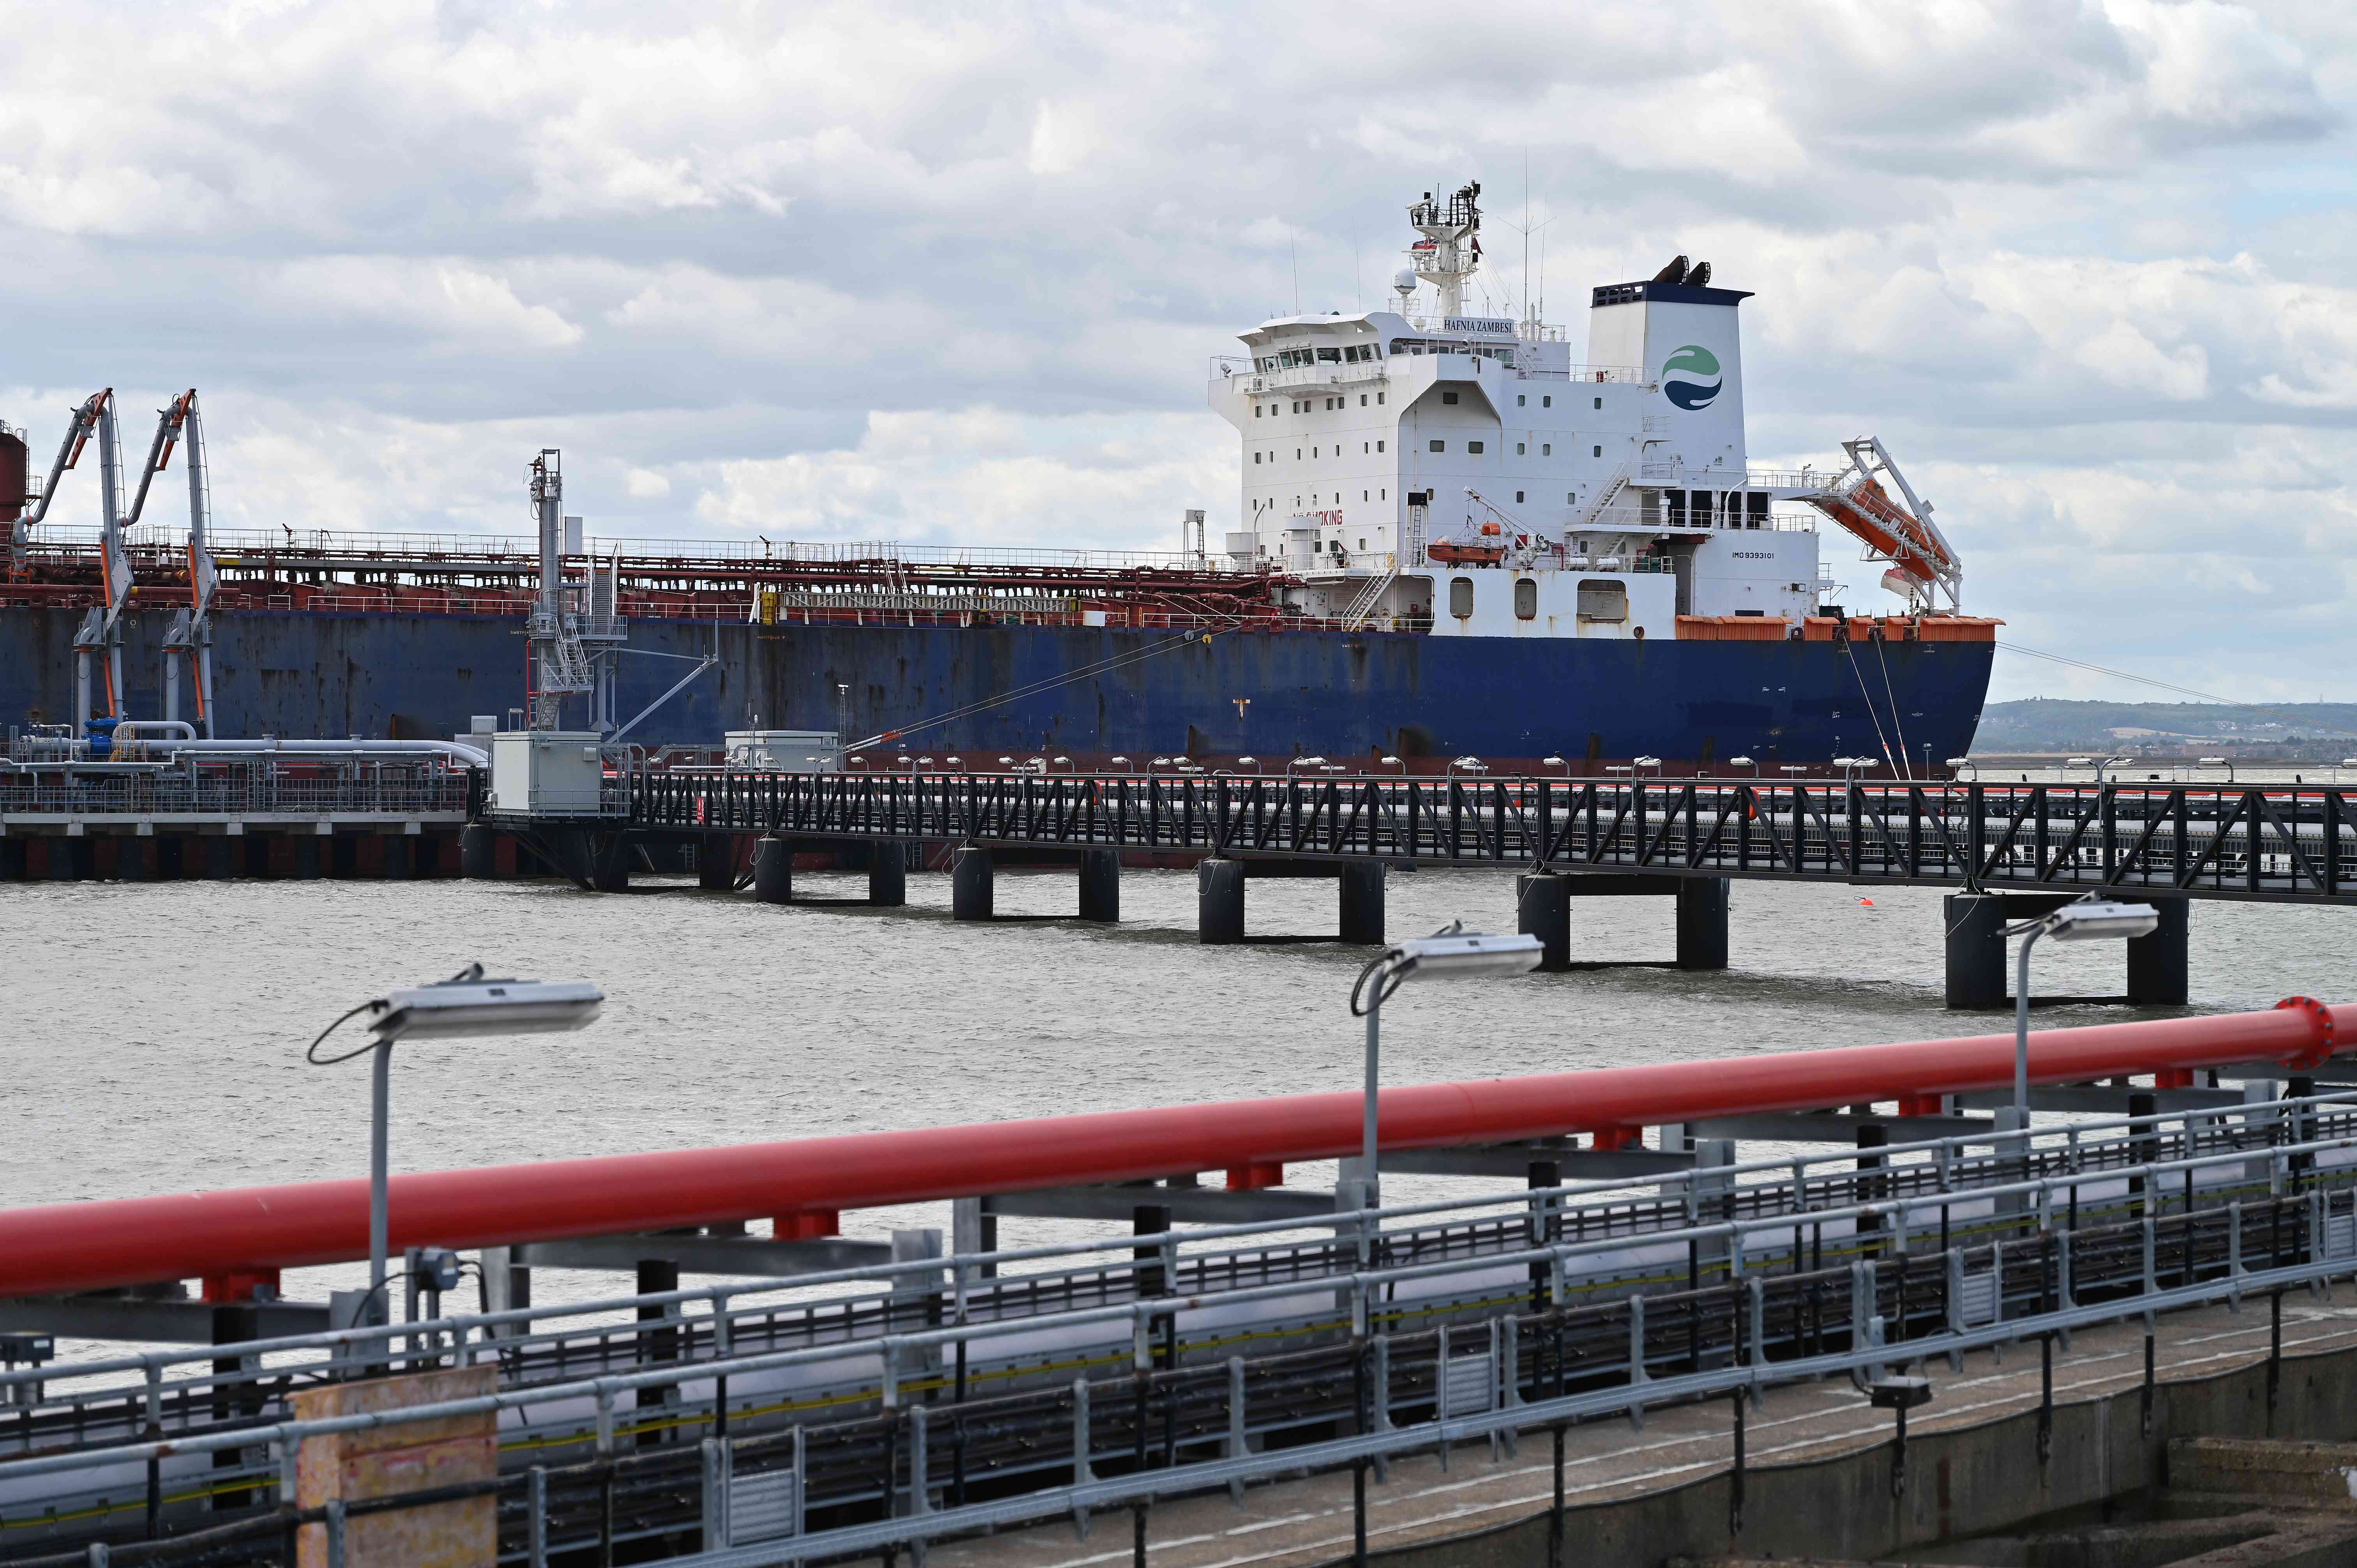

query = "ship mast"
1406;182;1482;318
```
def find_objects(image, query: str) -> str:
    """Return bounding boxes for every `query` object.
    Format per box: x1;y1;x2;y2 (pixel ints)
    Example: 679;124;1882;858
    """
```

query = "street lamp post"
1346;924;1541;1208
2003;899;2158;1122
308;964;603;1317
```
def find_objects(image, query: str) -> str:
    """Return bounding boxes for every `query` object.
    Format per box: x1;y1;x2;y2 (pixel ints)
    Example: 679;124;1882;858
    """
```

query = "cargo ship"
0;182;1994;775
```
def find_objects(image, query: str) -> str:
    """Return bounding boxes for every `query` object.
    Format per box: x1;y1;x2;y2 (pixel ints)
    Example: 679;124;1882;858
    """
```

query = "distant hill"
1974;700;2357;760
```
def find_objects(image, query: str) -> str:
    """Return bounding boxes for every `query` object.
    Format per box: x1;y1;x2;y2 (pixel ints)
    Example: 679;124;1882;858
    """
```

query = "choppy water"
5;863;2355;1312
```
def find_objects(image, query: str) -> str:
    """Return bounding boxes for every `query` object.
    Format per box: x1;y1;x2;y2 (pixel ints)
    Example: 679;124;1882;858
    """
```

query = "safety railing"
0;760;477;819
5;1107;2357;1565
5;1091;2348;1500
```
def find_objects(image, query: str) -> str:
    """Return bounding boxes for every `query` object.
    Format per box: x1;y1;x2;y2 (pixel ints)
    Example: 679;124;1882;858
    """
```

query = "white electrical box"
489;731;609;815
724;730;840;773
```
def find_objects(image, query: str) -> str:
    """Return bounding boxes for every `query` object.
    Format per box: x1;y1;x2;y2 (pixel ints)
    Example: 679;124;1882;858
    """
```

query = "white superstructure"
1205;182;1938;641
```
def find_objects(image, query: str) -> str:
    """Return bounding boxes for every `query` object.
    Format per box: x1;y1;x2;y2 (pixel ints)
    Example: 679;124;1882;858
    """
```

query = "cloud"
0;0;2350;701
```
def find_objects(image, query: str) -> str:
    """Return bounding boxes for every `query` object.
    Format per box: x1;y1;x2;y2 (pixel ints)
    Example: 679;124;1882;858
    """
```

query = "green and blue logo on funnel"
1663;344;1723;410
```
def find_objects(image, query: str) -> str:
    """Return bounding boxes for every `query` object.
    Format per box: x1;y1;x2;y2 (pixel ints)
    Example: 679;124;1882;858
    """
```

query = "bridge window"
1317;348;1342;363
1449;577;1475;618
1577;580;1628;622
1514;578;1537;620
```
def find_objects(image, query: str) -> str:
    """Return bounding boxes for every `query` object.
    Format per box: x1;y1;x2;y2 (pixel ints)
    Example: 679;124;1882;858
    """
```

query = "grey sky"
2;0;2350;701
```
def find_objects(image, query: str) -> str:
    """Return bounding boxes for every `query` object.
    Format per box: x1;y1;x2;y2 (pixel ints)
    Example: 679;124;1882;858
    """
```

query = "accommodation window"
1449;577;1475;618
1296;449;1302;458
1593;397;1602;409
1360;394;1368;406
1542;443;1551;456
1542;395;1552;407
1376;392;1385;404
1516;491;1525;503
1254;452;1262;464
1441;392;1459;404
1359;536;1366;547
1467;441;1484;454
1430;439;1445;452
1577;580;1628;622
1514;578;1537;619
1517;394;1526;406
1516;442;1525;454
1377;440;1385;452
1593;445;1602;457
1381;488;1387;498
1255;404;1263;417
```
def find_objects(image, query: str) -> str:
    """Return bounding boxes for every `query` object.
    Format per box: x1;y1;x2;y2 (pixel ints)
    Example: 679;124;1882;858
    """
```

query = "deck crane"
1800;437;1963;614
125;391;220;736
19;390;133;725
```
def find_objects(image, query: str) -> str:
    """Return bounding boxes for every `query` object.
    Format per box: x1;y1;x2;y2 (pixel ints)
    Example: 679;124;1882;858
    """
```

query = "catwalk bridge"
471;771;2357;1011
602;771;2357;904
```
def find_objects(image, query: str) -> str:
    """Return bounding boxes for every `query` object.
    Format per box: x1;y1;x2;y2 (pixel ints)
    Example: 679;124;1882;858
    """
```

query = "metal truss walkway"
584;773;2357;905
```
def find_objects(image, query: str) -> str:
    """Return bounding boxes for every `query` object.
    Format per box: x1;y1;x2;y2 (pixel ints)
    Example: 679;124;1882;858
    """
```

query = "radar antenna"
1405;181;1482;318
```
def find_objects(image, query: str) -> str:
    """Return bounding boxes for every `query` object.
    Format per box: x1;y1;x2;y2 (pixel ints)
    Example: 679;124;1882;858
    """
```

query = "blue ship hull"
0;609;1991;770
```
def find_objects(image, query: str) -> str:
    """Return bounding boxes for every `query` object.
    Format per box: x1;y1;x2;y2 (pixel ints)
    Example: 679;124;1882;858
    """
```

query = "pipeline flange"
2275;995;2336;1070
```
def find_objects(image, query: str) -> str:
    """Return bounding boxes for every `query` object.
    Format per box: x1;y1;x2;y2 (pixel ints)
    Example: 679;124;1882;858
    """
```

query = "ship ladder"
1338;566;1400;631
1573;462;1636;533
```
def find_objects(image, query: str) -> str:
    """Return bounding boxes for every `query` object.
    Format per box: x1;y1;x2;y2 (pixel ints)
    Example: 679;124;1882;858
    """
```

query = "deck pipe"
0;998;2344;1299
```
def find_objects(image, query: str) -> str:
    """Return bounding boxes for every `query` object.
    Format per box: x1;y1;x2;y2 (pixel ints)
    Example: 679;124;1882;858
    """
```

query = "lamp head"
1389;924;1543;980
371;970;604;1042
2042;899;2160;943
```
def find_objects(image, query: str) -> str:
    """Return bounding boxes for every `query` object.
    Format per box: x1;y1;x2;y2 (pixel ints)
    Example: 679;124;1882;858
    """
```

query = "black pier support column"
696;835;738;890
1198;858;1245;945
869;841;907;907
1338;862;1385;945
0;839;24;881
115;835;152;882
1517;872;1572;971
2126;896;2189;1006
291;832;323;880
203;834;237;880
460;824;498;879
752;835;792;903
1077;848;1119;922
1674;878;1730;970
587;833;627;892
951;845;994;920
1944;892;2007;1009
